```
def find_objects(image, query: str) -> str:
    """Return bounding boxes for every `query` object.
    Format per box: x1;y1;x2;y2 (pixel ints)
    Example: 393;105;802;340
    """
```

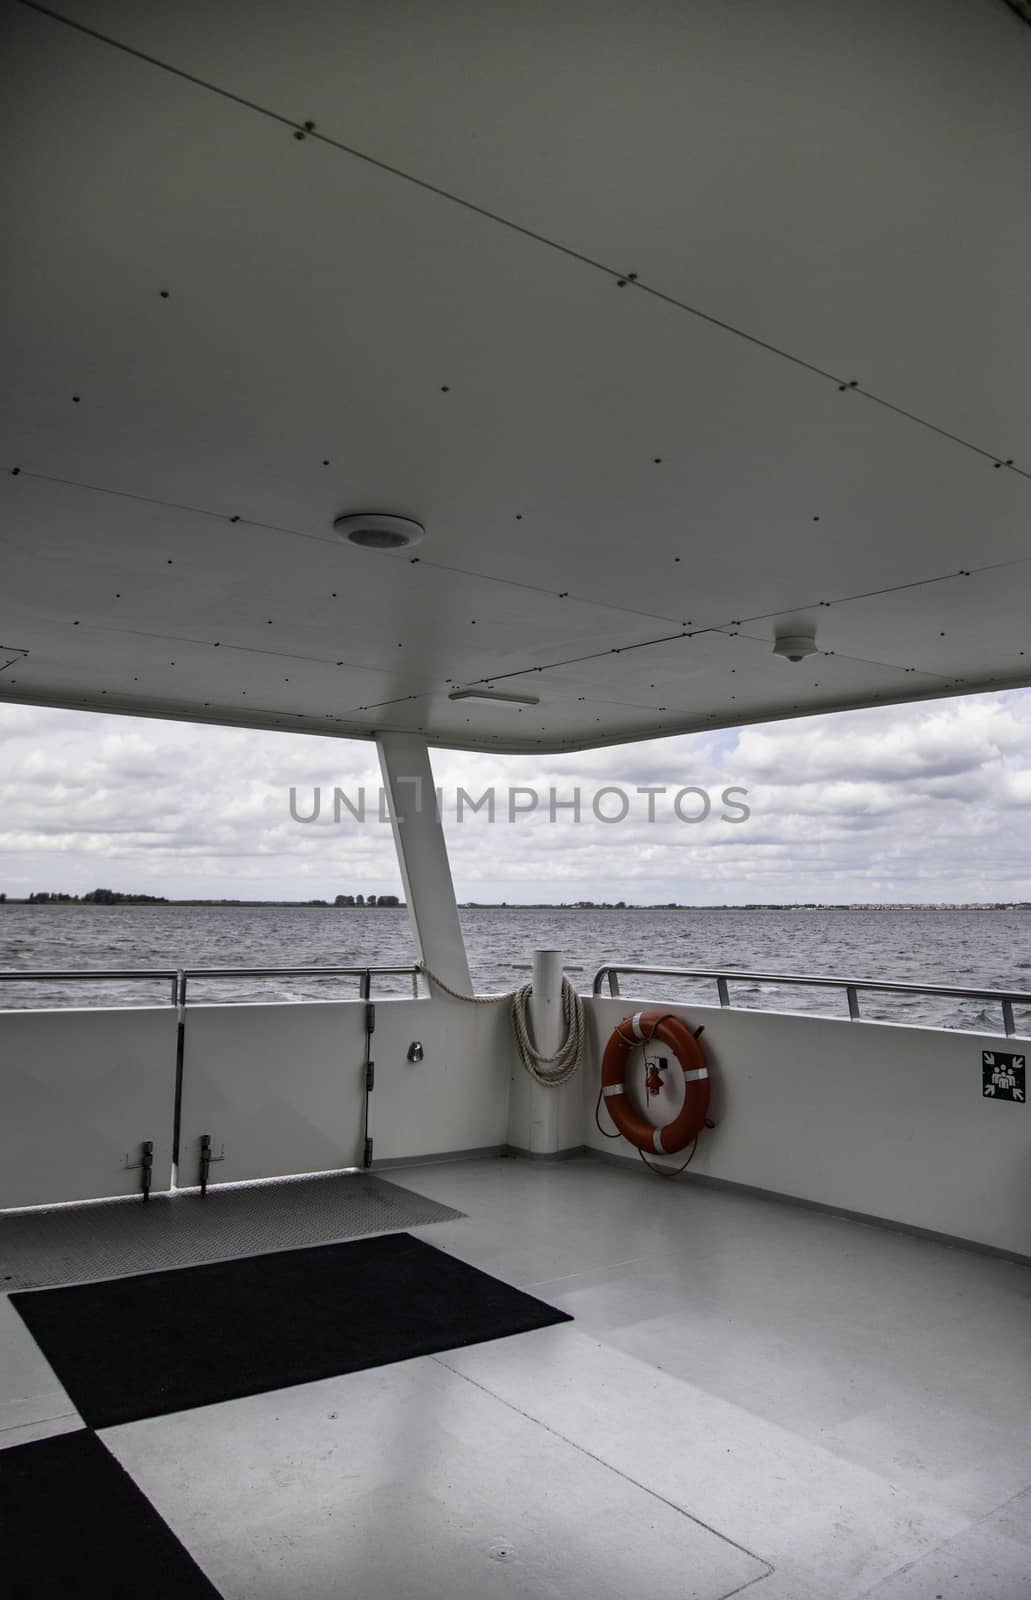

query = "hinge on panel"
363;1136;373;1168
365;1002;376;1036
366;1059;375;1092
124;1139;154;1201
199;1132;225;1196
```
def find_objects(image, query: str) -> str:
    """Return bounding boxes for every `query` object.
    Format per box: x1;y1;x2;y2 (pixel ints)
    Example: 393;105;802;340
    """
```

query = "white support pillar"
376;732;471;998
527;949;563;1154
508;949;585;1157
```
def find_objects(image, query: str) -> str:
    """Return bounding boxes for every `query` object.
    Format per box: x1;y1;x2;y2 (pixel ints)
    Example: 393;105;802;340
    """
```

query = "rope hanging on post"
415;962;585;1087
511;977;584;1087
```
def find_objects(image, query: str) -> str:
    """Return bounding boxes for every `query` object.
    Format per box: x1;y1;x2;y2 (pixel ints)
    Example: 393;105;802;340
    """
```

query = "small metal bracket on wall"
124;1140;154;1201
199;1133;225;1196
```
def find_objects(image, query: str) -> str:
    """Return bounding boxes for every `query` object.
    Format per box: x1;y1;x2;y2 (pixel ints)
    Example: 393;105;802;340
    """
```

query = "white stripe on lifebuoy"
682;1066;709;1082
602;1084;626;1098
631;1012;646;1040
653;1127;665;1153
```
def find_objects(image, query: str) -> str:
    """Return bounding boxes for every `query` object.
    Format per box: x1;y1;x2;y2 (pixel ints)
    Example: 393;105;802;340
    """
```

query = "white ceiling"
2;0;1029;752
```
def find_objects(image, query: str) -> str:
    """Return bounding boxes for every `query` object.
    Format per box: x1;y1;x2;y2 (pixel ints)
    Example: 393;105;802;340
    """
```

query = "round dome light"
332;513;425;551
772;629;818;663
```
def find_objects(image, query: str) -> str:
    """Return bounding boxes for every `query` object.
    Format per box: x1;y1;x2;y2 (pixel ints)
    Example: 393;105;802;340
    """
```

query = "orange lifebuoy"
601;1010;709;1154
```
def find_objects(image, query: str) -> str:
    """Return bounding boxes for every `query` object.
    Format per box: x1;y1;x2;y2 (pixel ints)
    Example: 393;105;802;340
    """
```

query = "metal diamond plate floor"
0;1172;464;1290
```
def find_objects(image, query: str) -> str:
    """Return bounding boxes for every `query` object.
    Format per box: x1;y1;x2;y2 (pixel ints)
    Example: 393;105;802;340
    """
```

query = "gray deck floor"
4;1154;1031;1598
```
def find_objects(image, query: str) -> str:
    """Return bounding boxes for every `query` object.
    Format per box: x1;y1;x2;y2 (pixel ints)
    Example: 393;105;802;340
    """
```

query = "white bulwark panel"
587;999;1031;1258
0;1007;178;1209
368;997;514;1164
176;1002;368;1187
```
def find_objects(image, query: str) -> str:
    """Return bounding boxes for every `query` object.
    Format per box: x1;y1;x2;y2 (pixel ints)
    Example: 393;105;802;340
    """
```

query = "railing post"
1003;999;1016;1037
847;985;861;1020
716;976;730;1007
171;971;187;1175
609;970;620;997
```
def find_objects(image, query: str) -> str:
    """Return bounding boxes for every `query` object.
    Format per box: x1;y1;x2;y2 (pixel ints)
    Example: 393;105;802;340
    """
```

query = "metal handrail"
591;964;1031;1037
0;964;423;1004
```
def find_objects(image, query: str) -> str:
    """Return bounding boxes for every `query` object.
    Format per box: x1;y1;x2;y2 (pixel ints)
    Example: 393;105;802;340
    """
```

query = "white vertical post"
528;949;563;1154
376;732;471;998
508;948;583;1157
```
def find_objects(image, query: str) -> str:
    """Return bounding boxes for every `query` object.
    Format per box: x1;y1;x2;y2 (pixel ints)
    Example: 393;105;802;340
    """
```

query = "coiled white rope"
416;961;585;1087
511;977;585;1087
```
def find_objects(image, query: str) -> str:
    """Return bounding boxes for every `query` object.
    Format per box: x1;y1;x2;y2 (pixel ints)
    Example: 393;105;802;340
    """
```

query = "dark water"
0;905;1028;1033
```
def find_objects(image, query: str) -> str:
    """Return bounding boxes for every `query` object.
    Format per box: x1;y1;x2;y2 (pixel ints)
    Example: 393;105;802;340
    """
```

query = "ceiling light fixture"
772;626;818;663
448;689;540;707
333;513;425;551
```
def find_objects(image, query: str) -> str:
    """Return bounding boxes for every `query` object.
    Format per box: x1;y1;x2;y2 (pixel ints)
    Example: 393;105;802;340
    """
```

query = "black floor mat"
0;1429;222;1598
12;1232;571;1429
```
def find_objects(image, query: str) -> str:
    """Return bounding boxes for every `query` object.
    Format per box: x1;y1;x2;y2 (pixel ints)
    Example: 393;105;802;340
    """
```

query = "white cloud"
0;689;1030;901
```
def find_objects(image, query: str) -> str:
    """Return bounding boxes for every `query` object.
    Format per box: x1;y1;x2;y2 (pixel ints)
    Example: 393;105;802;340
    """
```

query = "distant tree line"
24;888;170;905
0;890;404;906
334;894;400;907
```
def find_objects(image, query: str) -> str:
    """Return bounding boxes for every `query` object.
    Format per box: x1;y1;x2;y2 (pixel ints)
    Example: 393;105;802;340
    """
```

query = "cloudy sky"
1;688;1029;904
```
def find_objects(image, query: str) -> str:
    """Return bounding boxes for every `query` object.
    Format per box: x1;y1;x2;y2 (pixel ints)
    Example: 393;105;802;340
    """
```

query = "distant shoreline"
3;900;1029;912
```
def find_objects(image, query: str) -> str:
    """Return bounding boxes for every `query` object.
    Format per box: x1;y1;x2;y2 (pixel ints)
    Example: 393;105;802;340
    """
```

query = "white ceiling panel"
2;1;1030;752
32;0;1031;463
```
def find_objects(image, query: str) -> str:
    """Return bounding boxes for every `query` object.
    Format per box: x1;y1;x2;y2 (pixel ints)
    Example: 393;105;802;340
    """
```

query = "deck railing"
4;961;1029;1035
591;964;1031;1037
0;964;423;1006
